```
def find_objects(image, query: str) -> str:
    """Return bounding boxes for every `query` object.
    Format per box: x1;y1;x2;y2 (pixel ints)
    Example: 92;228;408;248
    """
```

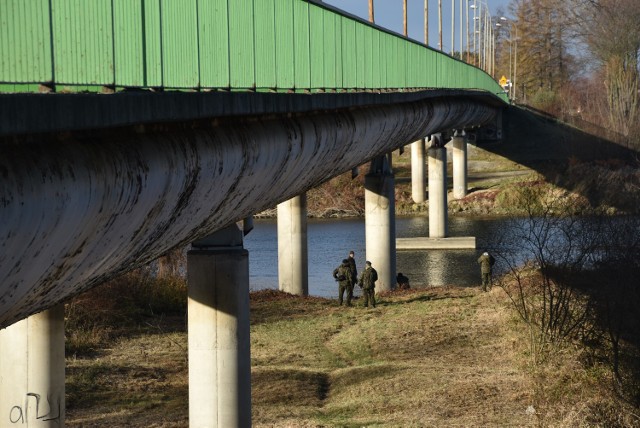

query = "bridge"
0;0;507;426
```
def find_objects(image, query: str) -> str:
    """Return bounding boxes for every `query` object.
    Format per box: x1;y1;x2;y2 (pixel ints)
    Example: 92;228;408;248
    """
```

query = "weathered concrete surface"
0;96;496;327
277;194;309;296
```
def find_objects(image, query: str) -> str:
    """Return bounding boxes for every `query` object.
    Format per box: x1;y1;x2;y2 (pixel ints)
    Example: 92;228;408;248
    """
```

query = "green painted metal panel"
379;32;389;87
254;0;276;89
411;43;423;87
52;0;113;85
293;1;310;89
355;23;365;88
333;13;343;89
274;0;294;89
228;1;254;88
366;27;375;88
0;0;508;100
160;0;198;88
390;37;400;88
0;0;52;83
113;0;144;87
406;43;415;87
370;29;379;88
198;0;229;88
341;17;356;88
309;5;324;89
321;10;337;89
424;47;438;87
143;0;162;87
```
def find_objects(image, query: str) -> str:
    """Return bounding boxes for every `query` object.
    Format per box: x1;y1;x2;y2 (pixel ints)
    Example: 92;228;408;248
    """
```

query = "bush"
65;270;187;356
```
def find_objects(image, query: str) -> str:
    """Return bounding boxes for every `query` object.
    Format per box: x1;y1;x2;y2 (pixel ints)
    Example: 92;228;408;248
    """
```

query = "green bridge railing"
0;0;507;102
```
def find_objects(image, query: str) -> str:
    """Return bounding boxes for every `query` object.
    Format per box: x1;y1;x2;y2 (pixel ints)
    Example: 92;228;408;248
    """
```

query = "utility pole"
424;0;429;45
450;0;454;55
459;0;463;59
466;0;469;62
369;0;374;23
403;0;408;36
438;0;442;50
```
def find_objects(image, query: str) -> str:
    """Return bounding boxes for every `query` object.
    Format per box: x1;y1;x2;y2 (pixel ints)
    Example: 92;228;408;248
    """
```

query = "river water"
244;215;507;298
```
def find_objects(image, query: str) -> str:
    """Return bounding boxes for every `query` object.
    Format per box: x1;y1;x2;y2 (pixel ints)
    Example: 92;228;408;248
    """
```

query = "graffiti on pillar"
9;393;61;425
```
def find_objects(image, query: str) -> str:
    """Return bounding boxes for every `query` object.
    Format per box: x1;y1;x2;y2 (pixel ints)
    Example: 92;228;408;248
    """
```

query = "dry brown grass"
66;285;638;427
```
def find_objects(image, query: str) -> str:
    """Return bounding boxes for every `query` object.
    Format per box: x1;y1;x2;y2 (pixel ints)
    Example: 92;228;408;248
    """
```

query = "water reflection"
244;215;508;298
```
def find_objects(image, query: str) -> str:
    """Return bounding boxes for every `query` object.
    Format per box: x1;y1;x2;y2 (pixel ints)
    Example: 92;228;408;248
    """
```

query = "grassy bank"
65;283;638;427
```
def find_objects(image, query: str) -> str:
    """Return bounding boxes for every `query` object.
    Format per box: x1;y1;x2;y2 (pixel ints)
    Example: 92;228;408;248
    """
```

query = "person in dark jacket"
396;272;410;290
347;250;358;288
333;259;354;306
477;251;496;291
358;261;378;308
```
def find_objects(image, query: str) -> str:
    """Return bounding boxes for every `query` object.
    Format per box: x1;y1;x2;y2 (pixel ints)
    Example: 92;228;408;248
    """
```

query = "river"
244;215;507;298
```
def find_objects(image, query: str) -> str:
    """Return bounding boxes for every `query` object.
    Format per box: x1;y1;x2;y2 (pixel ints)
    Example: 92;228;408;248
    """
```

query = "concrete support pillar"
0;305;65;427
411;138;426;203
188;225;251;428
365;154;396;292
277;194;308;296
428;139;448;238
452;131;468;199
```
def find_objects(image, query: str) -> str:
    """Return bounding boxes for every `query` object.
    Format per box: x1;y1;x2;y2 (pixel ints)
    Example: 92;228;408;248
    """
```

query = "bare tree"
493;183;597;363
570;0;640;142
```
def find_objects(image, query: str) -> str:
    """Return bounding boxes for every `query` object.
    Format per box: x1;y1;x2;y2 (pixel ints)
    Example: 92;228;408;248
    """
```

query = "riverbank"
65;285;638;427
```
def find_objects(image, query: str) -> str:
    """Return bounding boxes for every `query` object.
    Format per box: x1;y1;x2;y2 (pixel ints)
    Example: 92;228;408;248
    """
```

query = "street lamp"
469;1;493;74
499;16;518;100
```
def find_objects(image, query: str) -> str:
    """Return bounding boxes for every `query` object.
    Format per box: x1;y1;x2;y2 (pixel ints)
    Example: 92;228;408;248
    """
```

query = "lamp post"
424;0;429;45
465;0;470;62
499;17;518;100
438;0;443;51
470;1;495;75
451;0;455;56
403;0;408;36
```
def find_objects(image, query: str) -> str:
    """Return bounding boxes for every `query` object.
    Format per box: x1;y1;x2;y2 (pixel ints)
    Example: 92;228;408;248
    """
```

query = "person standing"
477;251;496;292
347;250;358;289
333;259;354;306
358;261;378;308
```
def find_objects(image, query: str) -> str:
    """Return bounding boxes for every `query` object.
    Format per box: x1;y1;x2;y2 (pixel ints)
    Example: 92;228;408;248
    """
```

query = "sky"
322;0;512;54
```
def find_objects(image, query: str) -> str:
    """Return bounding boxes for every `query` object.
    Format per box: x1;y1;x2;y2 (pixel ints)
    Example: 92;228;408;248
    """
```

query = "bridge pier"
0;305;65;427
396;133;476;250
428;136;448;239
187;225;251;428
411;138;426;203
365;154;397;292
277;194;309;296
452;130;468;200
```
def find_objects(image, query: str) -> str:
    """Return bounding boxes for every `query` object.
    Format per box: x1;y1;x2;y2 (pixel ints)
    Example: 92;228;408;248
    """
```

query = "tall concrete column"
452;130;468;199
428;137;448;238
0;305;65;427
277;194;308;296
188;225;251;428
411;138;426;203
365;154;396;292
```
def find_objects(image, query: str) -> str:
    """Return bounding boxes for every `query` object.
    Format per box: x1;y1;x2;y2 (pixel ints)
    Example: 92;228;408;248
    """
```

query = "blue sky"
322;0;511;54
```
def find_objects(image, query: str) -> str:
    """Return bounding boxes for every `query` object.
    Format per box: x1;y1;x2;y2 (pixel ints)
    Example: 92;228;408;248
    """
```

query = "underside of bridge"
0;92;498;328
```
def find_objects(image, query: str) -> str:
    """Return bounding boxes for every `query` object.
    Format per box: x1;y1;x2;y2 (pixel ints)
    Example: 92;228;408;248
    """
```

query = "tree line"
493;0;639;146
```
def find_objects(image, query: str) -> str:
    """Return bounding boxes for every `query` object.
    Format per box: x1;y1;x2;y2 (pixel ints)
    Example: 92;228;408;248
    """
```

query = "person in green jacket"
477;251;496;291
358;261;378;308
333;259;354;306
